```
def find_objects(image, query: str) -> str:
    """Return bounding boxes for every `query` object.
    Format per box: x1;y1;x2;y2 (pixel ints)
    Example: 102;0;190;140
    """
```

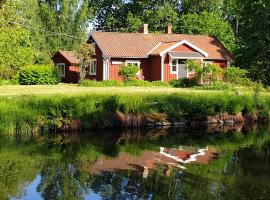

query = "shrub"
185;60;224;84
170;78;199;88
118;64;139;80
225;67;249;84
80;80;124;87
103;80;124;87
123;80;152;86
18;65;60;85
0;67;16;80
150;81;170;87
195;81;230;90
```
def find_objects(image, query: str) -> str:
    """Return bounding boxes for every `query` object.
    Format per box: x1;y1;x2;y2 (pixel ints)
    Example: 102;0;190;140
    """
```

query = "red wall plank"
172;44;197;52
150;56;161;81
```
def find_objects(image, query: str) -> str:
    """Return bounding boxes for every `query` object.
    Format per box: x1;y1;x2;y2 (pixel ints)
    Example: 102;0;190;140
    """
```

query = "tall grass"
0;90;269;135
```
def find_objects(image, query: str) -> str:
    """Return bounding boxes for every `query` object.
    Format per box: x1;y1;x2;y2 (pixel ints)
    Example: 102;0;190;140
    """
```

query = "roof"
54;51;80;64
90;32;233;60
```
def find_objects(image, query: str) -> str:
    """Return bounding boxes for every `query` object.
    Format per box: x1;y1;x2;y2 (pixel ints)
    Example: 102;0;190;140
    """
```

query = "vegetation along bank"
1;88;270;135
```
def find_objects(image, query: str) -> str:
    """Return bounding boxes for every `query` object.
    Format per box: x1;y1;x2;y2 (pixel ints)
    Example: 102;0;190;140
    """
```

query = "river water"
1;124;270;200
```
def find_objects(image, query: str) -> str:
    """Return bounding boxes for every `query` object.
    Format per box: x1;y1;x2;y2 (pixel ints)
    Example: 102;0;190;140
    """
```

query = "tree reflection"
37;161;89;200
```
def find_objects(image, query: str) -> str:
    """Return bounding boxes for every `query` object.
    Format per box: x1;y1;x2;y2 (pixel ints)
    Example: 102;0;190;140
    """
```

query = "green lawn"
1;84;269;97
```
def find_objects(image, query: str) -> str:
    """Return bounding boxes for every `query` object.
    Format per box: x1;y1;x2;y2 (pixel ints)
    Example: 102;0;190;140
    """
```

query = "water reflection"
0;124;270;199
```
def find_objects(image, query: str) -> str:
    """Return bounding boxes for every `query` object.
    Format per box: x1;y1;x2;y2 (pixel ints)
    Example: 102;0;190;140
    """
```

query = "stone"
155;122;163;127
218;120;224;124
173;122;186;127
147;123;155;127
224;120;234;125
162;122;172;127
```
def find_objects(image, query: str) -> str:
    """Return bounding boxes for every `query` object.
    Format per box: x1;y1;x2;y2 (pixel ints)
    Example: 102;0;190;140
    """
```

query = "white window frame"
57;63;65;78
112;61;123;65
170;59;178;74
89;59;97;75
125;60;141;67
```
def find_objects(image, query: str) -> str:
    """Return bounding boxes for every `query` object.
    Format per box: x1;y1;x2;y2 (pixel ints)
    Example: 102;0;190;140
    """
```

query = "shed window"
57;63;65;77
171;59;177;73
89;59;97;75
126;60;140;67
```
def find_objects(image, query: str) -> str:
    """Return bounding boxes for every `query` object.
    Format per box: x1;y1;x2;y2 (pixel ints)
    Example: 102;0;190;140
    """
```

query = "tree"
176;11;237;52
180;0;224;14
75;44;94;82
234;0;270;85
92;0;181;33
38;0;93;53
0;4;36;78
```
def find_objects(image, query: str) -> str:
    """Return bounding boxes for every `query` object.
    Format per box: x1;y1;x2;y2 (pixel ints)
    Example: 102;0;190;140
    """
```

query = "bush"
151;81;170;87
18;65;60;85
0;67;16;80
118;64;139;80
80;80;124;87
225;67;249;84
170;78;199;88
80;80;170;87
195;81;230;90
124;80;152;86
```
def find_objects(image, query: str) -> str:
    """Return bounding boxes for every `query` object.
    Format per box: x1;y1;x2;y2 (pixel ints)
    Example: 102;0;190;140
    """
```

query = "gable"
172;44;197;52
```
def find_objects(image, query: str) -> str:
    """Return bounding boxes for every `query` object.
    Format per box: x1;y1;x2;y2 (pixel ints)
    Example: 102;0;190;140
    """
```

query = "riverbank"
1;85;269;135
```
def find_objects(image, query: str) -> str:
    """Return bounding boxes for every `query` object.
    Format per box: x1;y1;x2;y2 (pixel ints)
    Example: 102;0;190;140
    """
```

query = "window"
89;59;97;75
92;42;96;54
126;60;140;67
125;60;141;75
57;63;65;77
171;59;177;73
203;61;213;65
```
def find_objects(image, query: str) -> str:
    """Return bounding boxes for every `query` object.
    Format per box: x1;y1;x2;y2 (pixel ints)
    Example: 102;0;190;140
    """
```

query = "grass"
1;84;270;97
0;84;269;135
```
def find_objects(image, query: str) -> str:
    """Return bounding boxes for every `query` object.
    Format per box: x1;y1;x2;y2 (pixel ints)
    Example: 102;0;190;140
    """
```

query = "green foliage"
80;80;170;87
181;0;224;14
185;60;224;84
170;78;199;88
225;67;249;84
93;0;180;32
195;81;230;90
18;65;60;85
123;79;152;86
118;64;139;80
80;80;124;87
96;95;122;112
76;44;94;82
0;20;35;78
177;11;237;52
0;89;269;134
234;0;270;85
150;81;170;87
38;0;93;53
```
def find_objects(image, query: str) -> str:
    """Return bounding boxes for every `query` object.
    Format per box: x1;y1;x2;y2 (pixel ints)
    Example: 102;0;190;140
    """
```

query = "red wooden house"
53;24;233;83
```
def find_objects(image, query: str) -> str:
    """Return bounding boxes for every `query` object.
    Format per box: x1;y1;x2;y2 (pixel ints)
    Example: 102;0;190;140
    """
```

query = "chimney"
138;24;149;34
165;25;173;34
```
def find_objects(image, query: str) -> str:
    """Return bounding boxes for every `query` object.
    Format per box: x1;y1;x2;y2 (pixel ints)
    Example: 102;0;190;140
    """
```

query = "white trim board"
159;40;209;57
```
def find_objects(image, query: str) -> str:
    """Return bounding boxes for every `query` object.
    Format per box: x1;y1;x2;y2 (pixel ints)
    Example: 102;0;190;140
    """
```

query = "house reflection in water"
89;146;219;178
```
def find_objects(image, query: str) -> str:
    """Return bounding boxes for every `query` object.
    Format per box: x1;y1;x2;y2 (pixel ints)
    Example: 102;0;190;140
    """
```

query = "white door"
178;59;188;79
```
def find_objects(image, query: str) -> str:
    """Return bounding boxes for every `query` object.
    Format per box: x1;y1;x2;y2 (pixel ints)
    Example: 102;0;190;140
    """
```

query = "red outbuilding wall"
52;53;79;83
150;56;161;81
